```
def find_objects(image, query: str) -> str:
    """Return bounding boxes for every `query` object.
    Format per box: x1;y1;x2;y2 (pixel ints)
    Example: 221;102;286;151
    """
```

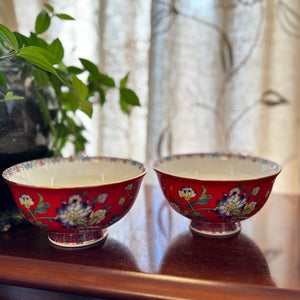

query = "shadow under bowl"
159;231;275;286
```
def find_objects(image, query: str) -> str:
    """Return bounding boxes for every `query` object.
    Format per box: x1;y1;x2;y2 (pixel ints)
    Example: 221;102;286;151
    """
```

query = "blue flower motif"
56;200;92;227
215;187;248;218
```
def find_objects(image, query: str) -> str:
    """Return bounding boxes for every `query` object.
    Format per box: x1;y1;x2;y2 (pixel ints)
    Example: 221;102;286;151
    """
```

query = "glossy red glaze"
155;172;278;222
7;177;144;233
3;157;147;246
153;153;281;236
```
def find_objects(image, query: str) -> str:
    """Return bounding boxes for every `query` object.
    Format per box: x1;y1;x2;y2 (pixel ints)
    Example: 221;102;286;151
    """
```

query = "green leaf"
80;58;115;87
34;207;48;214
67;66;83;74
120;73;129;88
2;91;23;101
72;74;88;100
20;46;57;64
231;210;241;216
80;58;99;75
97;86;106;105
34;193;50;214
63;91;80;112
195;198;208;205
194;185;213;206
197;185;212;202
80;101;93;117
35;10;51;35
56;13;75;20
87;217;98;226
0;71;7;90
48;38;64;63
18;47;57;74
13;32;29;48
120;98;130;114
95;72;115;87
120;87;140;106
37;193;50;207
194;214;206;220
183;210;190;215
82;191;89;198
36;91;49;127
44;4;54;13
28;32;49;48
75;136;86;152
0;24;19;51
34;220;49;227
32;68;49;88
48;73;62;95
74;218;87;226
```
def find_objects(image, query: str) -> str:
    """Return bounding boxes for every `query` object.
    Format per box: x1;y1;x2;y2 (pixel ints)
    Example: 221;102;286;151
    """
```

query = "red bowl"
153;153;281;237
3;156;147;248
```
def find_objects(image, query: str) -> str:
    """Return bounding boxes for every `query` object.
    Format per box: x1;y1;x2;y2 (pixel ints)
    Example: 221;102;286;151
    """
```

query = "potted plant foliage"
0;4;140;228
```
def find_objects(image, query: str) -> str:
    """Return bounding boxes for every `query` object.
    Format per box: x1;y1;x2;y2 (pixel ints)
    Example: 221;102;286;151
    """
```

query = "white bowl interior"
153;154;281;181
3;157;146;187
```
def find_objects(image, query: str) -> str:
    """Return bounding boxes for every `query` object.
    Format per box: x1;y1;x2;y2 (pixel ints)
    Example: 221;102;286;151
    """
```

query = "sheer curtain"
147;0;300;194
1;0;300;194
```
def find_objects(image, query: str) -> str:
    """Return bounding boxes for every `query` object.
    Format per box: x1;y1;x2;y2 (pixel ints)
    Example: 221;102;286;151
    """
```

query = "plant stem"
35;88;58;147
56;73;83;103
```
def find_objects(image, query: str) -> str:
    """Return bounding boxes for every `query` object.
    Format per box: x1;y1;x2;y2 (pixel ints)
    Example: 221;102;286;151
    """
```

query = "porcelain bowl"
153;153;281;237
3;156;147;247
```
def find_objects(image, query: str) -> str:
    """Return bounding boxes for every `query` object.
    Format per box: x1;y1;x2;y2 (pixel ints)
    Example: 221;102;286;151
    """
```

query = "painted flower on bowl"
97;193;108;204
215;187;249;218
178;187;197;200
19;194;34;209
68;194;83;204
56;200;92;228
89;209;106;224
252;187;260;196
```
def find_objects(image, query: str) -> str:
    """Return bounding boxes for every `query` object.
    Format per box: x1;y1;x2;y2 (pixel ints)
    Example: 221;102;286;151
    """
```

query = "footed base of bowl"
190;220;241;237
48;229;108;248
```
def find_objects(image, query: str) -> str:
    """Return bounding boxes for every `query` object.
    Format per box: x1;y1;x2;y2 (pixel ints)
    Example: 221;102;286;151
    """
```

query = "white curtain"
1;0;300;194
147;0;300;195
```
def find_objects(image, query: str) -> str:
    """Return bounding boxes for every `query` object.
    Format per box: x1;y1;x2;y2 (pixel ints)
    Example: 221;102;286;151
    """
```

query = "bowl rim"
2;156;148;189
152;152;282;182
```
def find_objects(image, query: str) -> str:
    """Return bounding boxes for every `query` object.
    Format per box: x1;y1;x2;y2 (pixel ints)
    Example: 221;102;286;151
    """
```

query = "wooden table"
0;184;299;299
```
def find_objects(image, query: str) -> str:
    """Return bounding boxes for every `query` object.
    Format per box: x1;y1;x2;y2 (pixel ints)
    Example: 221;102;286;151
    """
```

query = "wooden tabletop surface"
0;184;299;299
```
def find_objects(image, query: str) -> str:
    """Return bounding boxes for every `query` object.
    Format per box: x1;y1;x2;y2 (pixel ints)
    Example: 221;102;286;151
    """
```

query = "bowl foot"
190;220;241;237
48;229;108;248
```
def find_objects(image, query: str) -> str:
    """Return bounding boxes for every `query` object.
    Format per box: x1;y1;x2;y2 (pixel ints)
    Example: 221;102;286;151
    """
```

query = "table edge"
0;254;298;300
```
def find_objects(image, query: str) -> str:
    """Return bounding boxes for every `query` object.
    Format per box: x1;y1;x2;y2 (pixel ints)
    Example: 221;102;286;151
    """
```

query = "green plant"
0;4;140;156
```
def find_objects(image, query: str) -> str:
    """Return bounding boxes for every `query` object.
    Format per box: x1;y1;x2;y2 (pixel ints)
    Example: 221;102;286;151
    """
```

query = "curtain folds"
1;0;299;194
147;0;300;194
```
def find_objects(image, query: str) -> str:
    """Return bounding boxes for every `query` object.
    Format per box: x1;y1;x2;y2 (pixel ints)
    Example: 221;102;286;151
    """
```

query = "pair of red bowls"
2;153;281;248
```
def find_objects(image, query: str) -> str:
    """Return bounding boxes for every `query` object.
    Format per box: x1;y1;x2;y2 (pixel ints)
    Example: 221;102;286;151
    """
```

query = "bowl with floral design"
2;156;147;247
153;153;281;237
